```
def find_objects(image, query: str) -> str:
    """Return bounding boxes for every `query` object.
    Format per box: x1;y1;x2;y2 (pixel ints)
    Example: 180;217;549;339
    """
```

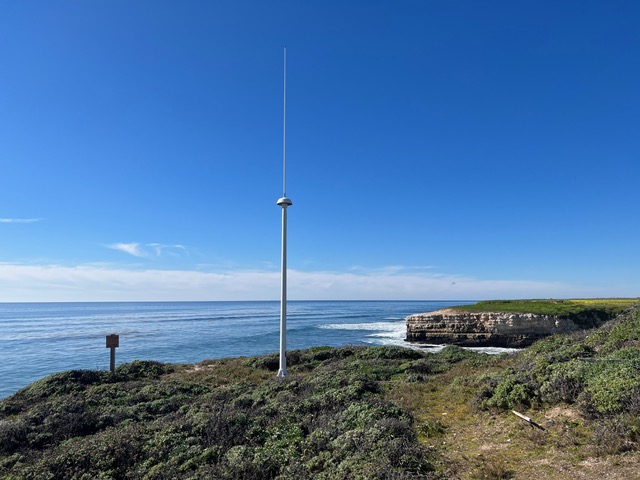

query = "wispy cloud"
349;265;436;274
106;242;186;258
147;243;186;257
106;243;146;257
0;218;42;223
0;263;630;303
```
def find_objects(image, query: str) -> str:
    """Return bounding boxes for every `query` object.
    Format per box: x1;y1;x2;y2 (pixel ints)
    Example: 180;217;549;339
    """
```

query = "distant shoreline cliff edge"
405;299;640;348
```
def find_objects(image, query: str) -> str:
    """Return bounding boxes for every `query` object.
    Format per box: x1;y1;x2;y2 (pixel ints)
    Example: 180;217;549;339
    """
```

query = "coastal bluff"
405;308;582;347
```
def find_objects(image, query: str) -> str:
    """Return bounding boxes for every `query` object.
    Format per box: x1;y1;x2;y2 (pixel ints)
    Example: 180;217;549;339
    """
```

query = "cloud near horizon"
0;263;623;303
0;218;42;223
106;243;186;258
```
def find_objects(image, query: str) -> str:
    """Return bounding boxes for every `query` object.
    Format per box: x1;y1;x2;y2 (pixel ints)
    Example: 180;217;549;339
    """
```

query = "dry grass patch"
384;354;640;480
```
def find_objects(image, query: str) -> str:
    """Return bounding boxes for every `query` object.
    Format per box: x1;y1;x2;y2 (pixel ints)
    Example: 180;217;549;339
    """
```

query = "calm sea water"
0;300;475;399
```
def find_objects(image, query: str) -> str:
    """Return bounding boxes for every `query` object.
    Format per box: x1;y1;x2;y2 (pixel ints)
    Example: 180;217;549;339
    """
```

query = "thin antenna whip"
283;48;287;197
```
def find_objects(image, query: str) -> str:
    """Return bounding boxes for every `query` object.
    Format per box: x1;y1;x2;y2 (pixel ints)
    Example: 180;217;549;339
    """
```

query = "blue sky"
1;1;639;301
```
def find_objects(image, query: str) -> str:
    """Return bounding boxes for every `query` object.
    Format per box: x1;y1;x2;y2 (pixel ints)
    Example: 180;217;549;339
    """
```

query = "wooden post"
512;410;545;431
106;334;119;373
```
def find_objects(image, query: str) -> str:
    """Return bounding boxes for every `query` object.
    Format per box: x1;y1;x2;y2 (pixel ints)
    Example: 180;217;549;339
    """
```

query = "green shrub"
539;360;586;404
416;419;446;438
583;362;640;414
17;370;109;399
356;345;424;361
587;310;640;354
115;360;173;379
483;376;535;410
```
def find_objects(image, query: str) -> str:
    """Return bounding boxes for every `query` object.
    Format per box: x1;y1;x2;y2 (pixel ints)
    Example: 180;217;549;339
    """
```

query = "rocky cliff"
405;309;582;347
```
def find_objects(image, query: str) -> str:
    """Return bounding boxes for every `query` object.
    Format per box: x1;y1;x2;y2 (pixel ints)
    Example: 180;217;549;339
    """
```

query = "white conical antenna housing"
277;48;292;378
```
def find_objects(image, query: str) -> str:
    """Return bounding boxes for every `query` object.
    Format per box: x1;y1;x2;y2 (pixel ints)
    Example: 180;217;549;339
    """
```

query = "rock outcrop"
405;309;582;348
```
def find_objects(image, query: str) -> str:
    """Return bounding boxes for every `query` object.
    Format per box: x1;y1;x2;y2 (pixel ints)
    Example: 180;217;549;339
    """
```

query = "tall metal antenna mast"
276;48;292;378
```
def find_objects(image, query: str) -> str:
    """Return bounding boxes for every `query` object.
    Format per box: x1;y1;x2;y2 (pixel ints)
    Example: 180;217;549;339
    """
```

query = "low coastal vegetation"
0;347;444;479
1;301;640;479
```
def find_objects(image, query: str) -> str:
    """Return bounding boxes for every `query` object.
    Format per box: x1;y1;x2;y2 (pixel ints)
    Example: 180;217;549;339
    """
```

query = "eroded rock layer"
405;309;581;347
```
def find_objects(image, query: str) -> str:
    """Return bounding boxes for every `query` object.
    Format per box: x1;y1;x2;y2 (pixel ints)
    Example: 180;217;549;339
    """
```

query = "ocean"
0;300;480;399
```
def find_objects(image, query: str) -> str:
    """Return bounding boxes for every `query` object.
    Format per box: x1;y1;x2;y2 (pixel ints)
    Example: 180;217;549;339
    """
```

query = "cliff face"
405;309;581;347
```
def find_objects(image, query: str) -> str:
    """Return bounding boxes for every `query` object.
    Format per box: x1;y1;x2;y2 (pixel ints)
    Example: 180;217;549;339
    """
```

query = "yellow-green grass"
451;298;639;317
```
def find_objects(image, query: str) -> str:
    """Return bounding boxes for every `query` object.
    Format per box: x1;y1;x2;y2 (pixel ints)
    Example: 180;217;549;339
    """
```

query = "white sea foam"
324;321;522;355
319;321;403;331
319;320;412;347
466;346;520;354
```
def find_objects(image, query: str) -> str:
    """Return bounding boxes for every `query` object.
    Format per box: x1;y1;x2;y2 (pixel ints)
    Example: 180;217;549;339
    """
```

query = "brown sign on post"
106;334;119;372
106;334;119;348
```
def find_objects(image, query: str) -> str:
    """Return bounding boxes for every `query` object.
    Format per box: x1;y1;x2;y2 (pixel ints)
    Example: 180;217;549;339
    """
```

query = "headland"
405;298;639;347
